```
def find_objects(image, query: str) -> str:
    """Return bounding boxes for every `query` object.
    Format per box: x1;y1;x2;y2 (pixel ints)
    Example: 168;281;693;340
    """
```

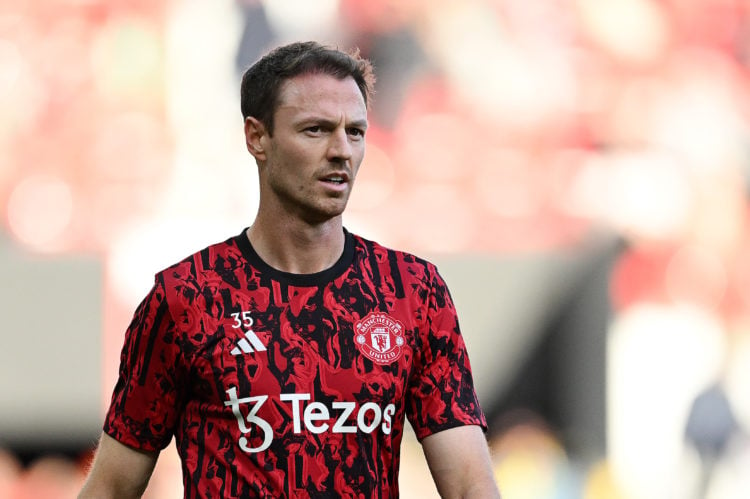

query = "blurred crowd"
2;0;750;497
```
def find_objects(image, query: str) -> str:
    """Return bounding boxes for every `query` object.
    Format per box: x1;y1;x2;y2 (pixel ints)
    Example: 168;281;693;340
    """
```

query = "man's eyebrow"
298;116;368;129
347;119;369;130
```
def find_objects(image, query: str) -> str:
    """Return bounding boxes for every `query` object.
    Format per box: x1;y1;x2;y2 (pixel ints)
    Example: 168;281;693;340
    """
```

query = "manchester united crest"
354;312;405;364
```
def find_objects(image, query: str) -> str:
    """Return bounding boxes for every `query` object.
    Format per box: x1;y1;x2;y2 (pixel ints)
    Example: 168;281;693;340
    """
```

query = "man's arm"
78;432;159;499
422;425;501;499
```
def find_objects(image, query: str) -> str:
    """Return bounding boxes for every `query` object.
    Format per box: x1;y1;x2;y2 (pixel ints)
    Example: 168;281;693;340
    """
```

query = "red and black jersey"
104;228;487;498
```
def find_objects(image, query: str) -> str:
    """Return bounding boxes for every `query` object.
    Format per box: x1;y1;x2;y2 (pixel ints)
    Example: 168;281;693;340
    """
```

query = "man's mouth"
320;172;350;185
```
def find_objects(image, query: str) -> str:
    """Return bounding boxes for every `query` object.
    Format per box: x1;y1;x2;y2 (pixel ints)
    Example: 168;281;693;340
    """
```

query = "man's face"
256;72;368;224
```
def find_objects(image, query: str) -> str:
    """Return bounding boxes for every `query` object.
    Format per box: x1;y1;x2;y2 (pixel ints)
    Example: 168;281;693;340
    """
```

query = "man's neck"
246;215;346;275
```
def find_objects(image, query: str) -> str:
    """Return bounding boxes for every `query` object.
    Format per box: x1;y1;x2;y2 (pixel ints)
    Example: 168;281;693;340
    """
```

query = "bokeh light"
7;174;74;252
90;17;164;106
575;0;670;66
263;0;340;40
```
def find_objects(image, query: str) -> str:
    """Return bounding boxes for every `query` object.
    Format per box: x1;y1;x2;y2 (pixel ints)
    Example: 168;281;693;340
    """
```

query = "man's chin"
300;205;348;225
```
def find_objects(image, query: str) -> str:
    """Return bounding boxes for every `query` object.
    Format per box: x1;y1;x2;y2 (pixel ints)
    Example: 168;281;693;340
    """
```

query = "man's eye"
348;128;364;137
306;126;322;133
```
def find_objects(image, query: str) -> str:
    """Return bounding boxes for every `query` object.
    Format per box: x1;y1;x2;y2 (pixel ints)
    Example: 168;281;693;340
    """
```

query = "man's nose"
327;128;352;162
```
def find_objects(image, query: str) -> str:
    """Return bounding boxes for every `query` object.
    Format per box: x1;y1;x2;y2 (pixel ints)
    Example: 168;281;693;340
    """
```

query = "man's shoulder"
349;231;438;276
350;231;421;259
156;230;247;284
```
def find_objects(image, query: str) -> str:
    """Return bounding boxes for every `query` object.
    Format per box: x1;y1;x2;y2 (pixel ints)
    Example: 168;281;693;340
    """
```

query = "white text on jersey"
225;388;396;453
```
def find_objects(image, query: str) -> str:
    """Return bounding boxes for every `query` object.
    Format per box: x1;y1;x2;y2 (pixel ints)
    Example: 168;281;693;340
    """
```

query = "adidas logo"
231;330;267;355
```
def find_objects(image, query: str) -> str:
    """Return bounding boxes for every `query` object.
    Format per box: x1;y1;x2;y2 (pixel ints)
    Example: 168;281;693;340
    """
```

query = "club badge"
355;312;405;364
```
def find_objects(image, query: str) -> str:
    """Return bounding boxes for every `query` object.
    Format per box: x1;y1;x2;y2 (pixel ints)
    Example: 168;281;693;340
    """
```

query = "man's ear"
244;116;267;161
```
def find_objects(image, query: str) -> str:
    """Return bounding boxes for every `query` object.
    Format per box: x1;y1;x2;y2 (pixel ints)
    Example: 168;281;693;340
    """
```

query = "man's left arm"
422;425;501;498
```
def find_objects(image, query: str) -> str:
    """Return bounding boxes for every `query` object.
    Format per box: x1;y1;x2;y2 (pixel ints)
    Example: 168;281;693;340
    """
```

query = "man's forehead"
278;73;366;110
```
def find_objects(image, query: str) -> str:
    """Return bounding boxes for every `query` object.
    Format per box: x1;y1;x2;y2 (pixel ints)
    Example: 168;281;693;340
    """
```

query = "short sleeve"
405;268;487;440
103;274;188;452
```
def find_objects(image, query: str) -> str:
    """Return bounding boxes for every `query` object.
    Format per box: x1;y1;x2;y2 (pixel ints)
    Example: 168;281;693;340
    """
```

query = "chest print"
354;312;405;364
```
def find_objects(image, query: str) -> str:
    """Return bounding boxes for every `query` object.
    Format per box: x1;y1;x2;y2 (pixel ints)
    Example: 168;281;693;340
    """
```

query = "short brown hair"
240;41;375;135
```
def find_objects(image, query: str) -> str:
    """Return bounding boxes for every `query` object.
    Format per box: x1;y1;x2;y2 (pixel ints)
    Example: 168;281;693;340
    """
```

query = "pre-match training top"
104;228;487;498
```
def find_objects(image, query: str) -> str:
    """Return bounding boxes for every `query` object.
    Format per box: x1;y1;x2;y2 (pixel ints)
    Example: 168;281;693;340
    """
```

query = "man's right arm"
78;432;159;499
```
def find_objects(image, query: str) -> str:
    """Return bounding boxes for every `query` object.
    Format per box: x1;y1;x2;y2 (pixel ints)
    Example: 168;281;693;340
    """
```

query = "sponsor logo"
225;389;395;453
355;312;405;364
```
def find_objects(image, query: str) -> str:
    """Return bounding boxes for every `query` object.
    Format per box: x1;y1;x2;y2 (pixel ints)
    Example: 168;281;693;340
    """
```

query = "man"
79;41;500;498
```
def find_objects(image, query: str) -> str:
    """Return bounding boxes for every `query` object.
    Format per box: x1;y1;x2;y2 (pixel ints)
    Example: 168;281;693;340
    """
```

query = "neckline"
233;227;355;287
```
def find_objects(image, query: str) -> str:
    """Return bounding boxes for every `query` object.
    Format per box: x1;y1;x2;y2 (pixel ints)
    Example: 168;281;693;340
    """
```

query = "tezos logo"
355;312;405;364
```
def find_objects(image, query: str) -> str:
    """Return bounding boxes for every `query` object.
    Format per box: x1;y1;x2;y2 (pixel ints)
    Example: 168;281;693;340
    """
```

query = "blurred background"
2;0;750;497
